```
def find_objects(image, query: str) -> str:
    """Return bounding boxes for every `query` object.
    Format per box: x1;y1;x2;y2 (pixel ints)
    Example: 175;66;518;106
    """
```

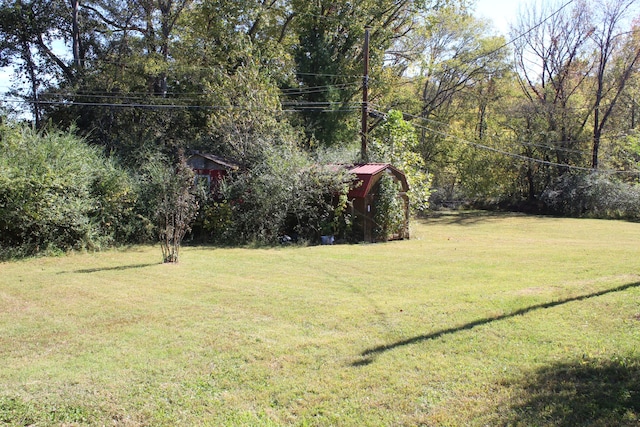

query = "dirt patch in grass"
512;286;549;295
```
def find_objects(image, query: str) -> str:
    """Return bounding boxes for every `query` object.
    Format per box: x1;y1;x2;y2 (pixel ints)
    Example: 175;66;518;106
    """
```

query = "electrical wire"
391;109;639;175
0;95;363;113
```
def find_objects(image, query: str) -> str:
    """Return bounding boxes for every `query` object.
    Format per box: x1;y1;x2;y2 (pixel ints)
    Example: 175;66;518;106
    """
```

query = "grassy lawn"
1;212;639;426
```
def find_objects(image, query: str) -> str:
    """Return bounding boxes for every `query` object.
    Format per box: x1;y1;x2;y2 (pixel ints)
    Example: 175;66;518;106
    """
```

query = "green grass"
1;212;639;426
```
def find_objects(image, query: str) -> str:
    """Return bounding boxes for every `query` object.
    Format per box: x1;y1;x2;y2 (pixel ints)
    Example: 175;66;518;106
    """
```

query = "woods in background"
2;0;640;255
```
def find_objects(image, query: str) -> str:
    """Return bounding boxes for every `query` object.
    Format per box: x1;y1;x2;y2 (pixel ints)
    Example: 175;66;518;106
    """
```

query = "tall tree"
289;0;425;148
43;0;207;165
590;0;640;169
0;0;67;126
510;0;593;199
399;7;508;201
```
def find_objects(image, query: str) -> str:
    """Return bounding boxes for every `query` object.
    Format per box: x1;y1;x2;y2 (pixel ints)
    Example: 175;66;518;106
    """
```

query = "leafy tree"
370;109;431;213
398;8;511;205
589;0;640;169
511;0;592;180
144;152;198;263
0;0;102;126
289;0;439;148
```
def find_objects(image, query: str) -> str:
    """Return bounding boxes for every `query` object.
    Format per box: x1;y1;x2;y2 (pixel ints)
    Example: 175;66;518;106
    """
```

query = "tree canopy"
2;0;640;254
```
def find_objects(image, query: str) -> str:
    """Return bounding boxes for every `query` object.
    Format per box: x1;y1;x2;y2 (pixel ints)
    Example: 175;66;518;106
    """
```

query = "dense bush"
540;173;640;219
0;121;421;254
217;145;353;244
0;124;141;257
373;173;407;241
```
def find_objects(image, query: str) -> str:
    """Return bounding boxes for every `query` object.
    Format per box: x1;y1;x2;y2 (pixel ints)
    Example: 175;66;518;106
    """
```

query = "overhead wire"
387;0;579;90
360;0;640;174
374;106;639;175
403;110;595;155
0;95;363;113
2;0;634;176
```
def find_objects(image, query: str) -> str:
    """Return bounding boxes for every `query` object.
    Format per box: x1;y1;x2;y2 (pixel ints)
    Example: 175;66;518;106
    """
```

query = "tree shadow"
61;263;160;274
419;210;529;226
495;357;640;426
351;282;640;366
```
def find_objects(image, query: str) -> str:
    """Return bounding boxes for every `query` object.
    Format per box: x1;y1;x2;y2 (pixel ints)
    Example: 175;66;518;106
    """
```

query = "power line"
396;0;578;84
2;81;363;105
0;96;363;113
414;120;634;174
386;108;638;175
466;0;579;67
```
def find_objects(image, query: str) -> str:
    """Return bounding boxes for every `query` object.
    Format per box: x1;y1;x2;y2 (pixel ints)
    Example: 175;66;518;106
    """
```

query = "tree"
0;0;98;126
370;109;431;213
400;8;509;203
590;0;640;169
289;0;430;147
510;0;593;199
145;152;197;263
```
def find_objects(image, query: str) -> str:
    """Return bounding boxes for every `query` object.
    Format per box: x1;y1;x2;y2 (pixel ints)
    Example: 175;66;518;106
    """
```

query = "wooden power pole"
361;27;370;163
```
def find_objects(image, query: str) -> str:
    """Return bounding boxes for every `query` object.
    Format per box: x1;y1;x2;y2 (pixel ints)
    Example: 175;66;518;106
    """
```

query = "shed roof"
347;163;408;199
187;152;240;171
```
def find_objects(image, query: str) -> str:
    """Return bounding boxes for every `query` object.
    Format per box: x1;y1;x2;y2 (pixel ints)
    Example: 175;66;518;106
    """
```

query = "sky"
474;0;531;35
0;0;529;102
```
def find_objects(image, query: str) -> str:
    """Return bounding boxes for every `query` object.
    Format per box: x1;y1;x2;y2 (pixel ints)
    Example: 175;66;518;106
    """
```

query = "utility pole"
361;26;370;163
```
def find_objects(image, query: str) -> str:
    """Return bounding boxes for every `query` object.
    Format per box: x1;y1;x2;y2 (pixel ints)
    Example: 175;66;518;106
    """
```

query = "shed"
187;152;240;197
347;163;410;242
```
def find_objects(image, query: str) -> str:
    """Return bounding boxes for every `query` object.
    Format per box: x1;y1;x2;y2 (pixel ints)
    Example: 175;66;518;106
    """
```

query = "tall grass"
1;212;639;426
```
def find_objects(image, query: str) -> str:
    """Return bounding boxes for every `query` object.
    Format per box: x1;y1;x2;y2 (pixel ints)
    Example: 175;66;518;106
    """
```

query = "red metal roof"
347;163;408;199
349;163;390;175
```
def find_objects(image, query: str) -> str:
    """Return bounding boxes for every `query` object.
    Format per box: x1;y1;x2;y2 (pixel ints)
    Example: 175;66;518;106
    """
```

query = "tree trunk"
592;107;601;169
71;0;81;69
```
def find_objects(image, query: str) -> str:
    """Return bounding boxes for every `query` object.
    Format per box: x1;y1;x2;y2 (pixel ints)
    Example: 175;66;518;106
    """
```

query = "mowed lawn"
1;212;639;426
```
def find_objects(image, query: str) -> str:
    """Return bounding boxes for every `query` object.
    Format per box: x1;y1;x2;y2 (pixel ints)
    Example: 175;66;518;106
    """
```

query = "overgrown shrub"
218;145;353;244
540;172;640;219
142;153;198;263
373;173;406;241
0;124;138;258
191;199;234;243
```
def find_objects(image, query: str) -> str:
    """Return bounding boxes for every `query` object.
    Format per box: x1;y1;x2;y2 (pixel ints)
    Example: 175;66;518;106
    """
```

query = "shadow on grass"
419;210;527;226
61;263;160;274
493;357;640;426
352;281;640;366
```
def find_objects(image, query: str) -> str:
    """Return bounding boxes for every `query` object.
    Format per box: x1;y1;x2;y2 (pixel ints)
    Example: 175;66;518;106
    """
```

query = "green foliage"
608;131;640;174
144;153;198;263
220;145;353;244
5;0;640;218
290;0;423;147
370;109;431;213
540;172;640;219
0;124;137;257
373;173;406;241
192;200;233;242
